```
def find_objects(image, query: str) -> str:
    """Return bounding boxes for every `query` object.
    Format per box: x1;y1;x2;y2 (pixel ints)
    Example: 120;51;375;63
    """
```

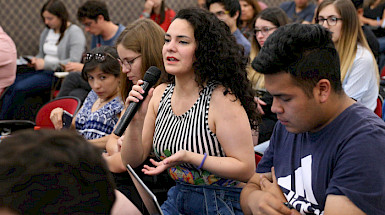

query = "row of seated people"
1;5;385;214
0;0;382;212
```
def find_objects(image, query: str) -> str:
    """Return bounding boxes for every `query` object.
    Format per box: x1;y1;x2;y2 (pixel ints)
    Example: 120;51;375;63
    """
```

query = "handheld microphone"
113;66;161;136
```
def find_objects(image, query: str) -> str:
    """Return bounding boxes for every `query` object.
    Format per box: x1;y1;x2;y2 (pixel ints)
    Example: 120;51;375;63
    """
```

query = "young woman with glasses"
315;0;379;111
102;19;171;208
248;7;289;144
50;45;123;148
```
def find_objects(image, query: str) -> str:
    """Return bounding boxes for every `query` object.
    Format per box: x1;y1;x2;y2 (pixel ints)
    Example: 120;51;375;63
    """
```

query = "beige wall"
0;0;287;56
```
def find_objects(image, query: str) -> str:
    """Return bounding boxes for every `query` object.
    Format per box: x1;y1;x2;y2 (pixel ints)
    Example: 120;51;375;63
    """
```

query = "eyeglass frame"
315;16;343;26
254;26;277;37
213;10;230;17
118;55;141;71
84;52;117;63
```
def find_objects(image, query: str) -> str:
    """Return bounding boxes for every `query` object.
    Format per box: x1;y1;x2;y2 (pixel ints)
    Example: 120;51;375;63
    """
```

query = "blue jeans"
161;182;243;215
0;70;55;120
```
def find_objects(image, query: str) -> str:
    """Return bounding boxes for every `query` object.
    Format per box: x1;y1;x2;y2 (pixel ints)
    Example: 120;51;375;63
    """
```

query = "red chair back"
375;95;384;118
35;96;81;129
255;153;263;166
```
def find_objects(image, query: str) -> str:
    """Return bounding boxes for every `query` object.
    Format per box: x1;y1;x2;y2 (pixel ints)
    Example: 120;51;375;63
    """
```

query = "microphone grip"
113;82;150;137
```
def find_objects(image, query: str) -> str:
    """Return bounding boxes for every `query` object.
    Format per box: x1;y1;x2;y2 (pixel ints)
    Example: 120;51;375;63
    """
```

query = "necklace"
94;98;107;109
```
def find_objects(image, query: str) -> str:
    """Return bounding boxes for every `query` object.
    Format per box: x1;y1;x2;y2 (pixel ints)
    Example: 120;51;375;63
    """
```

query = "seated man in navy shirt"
280;0;316;23
240;23;385;214
207;0;251;56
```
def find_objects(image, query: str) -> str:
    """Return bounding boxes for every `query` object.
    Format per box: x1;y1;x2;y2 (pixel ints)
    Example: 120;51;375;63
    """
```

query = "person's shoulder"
211;85;239;106
355;43;376;62
117;24;126;31
68;24;82;31
67;24;85;35
153;83;168;98
280;1;294;10
165;7;176;15
342;103;385;130
306;3;317;11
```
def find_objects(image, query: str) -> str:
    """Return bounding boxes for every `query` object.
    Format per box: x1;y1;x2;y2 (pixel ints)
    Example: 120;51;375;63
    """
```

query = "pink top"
0;26;17;96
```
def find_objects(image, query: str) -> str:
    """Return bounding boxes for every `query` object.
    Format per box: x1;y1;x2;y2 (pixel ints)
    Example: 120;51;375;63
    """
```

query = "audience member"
141;0;176;32
361;0;385;42
121;8;259;214
239;0;262;41
104;19;166;172
197;0;207;8
0;129;140;214
248;7;289;144
102;18;173;209
315;0;379;111
50;46;123;149
0;0;86;120
207;0;251;56
351;0;380;60
360;0;385;69
240;23;385;215
57;0;126;102
0;26;16;97
280;0;316;23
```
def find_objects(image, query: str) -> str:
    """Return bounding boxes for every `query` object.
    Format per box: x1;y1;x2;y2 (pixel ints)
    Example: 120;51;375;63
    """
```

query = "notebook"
126;164;164;215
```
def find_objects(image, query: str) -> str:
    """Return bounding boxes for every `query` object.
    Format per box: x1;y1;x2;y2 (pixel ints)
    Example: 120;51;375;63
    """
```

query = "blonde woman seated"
50;46;123;148
316;0;379;111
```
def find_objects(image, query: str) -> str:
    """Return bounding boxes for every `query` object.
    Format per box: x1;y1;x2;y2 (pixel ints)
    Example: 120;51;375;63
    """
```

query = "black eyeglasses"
315;16;343;26
254;26;277;36
118;55;141;71
84;53;116;63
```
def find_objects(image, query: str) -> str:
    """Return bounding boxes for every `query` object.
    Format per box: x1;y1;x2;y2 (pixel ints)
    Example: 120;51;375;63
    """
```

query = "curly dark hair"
0;129;116;214
172;8;259;129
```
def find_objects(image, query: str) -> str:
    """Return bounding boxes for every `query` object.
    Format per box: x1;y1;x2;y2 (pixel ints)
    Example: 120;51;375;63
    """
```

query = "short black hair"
206;0;242;25
77;0;110;22
252;23;343;97
81;45;120;81
0;129;116;214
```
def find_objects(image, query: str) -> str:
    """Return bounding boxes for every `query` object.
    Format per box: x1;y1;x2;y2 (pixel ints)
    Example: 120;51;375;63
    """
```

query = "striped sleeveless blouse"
153;82;239;187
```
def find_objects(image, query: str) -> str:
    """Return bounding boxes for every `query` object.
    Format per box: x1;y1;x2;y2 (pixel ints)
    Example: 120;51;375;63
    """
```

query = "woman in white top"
0;0;86;120
315;0;379;111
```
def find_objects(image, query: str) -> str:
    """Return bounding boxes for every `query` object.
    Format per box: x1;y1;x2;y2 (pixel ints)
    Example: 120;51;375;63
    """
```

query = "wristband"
381;19;385;28
197;153;207;170
142;12;150;18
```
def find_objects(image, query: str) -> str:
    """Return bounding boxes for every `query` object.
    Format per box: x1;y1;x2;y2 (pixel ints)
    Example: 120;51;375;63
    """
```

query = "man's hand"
241;168;295;215
260;167;287;202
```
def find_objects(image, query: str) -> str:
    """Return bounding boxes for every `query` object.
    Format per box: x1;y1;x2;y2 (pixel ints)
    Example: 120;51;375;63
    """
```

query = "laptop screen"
126;164;164;215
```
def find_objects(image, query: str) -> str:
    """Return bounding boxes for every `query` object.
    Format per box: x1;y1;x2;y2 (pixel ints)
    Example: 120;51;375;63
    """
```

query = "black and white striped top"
153;82;225;168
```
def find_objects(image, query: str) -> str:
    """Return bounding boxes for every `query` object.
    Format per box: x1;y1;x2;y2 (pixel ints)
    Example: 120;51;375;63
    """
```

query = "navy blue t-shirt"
91;24;125;49
280;1;316;23
257;103;385;214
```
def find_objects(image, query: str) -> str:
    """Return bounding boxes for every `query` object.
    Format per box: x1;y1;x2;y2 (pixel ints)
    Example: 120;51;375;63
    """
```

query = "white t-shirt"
343;44;379;111
43;29;60;66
